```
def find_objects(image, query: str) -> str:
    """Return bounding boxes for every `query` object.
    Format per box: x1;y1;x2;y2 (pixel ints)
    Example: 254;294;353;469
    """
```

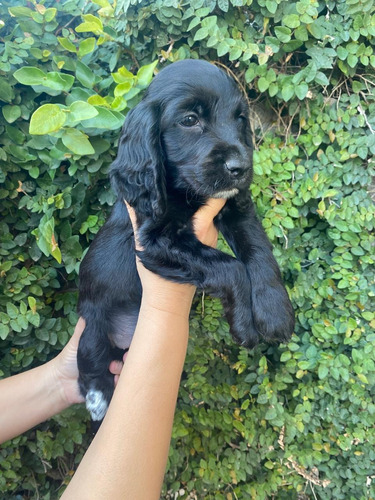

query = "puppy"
77;59;294;423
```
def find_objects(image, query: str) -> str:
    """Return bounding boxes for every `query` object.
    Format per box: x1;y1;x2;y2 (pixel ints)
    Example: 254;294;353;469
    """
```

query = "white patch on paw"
86;389;108;421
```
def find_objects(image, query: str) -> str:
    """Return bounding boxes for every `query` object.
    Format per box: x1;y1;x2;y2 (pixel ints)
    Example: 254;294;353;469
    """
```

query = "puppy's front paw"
230;311;260;348
252;284;294;343
225;292;261;348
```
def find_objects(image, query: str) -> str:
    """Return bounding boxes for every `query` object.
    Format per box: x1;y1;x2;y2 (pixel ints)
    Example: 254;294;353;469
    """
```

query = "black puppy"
77;59;294;422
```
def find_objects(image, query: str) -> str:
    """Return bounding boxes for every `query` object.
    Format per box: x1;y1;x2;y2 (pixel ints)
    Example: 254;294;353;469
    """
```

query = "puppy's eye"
180;114;199;127
238;113;248;123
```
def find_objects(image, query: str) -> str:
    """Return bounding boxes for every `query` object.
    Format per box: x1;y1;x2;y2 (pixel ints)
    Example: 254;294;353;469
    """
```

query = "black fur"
77;59;294;422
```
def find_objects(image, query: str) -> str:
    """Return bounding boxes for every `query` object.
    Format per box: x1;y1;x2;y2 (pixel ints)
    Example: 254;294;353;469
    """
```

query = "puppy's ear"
110;100;166;219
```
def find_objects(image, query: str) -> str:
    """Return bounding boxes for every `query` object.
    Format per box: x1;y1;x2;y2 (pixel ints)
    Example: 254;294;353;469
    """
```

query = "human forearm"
0;320;87;444
62;287;194;499
0;360;69;444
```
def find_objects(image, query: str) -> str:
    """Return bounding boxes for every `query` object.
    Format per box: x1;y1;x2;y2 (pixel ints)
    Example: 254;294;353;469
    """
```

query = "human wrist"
141;282;196;318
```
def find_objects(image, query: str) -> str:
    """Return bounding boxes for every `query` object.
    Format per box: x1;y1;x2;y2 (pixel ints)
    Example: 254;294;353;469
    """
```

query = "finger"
124;200;137;230
68;317;86;349
195;198;226;221
192;198;226;247
74;317;86;335
109;360;123;375
124;200;143;251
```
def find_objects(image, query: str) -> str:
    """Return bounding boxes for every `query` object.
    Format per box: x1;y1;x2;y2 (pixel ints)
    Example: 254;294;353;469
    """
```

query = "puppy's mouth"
212;188;239;199
191;175;247;200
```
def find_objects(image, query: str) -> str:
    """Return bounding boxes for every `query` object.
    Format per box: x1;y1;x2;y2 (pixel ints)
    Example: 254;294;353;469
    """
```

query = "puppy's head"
110;59;253;218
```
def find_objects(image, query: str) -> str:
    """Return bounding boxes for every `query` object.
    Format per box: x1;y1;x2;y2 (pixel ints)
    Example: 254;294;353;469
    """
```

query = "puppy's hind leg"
77;308;122;424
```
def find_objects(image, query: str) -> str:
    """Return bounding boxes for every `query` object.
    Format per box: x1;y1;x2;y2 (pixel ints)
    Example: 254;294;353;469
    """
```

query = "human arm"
61;198;226;500
0;318;123;444
0;319;85;444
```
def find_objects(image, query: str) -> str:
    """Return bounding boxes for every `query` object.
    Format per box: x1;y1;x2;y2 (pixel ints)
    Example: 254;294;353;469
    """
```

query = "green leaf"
281;84;294;101
307;21;325;39
29;166;39;179
30;104;66;135
92;0;111;6
14;66;46;85
75;14;103;34
295;82;308;99
258;77;269;92
58;37;77;53
266;0;277;14
295;25;309;41
114;82;132;97
28;296;37;310
318;365;329;379
33;215;61;263
136;60;158;88
187;17;200;31
269;82;278;96
43;72;74;92
112;65;135;84
229;47;242;61
281;216;294;229
44;8;57;22
217;40;230;57
0;78;15;103
76;61;97;88
258;53;270;65
194;27;209;41
2;105;21;123
0;324;9;341
275;26;292;43
68;101;99;123
358;373;368;384
61;128;95;155
6;302;18;319
218;0;229;11
82;107;124;130
283;14;300;28
347;54;358;68
87;94;110;107
280;351;292;362
265;407;277;420
8;6;33;17
78;37;96;58
315;71;329;86
336;46;348;60
201;15;217;29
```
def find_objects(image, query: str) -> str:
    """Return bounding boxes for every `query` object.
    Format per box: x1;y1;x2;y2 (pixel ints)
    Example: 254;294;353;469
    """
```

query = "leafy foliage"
0;0;374;498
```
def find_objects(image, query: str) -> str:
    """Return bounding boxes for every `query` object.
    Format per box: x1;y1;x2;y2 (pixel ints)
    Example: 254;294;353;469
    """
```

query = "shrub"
0;0;374;498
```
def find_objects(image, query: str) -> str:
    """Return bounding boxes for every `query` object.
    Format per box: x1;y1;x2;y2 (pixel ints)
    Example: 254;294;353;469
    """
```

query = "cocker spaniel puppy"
77;59;294;422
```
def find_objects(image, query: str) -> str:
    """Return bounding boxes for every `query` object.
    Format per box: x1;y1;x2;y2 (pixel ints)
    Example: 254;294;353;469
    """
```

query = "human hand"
126;198;226;251
51;318;86;406
124;198;226;316
192;198;227;248
52;318;125;406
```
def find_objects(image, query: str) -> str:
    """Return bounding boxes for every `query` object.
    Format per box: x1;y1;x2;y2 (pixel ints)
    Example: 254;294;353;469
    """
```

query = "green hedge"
1;0;375;498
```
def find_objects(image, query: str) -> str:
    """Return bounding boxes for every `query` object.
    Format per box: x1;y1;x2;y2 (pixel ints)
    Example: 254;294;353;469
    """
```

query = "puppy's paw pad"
86;389;108;421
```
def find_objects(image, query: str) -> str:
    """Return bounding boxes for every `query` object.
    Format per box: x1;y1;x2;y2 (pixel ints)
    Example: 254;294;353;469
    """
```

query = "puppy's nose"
224;158;246;177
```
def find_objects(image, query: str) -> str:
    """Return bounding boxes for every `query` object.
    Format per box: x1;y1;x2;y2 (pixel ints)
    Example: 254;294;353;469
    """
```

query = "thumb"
196;198;226;220
68;318;86;350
